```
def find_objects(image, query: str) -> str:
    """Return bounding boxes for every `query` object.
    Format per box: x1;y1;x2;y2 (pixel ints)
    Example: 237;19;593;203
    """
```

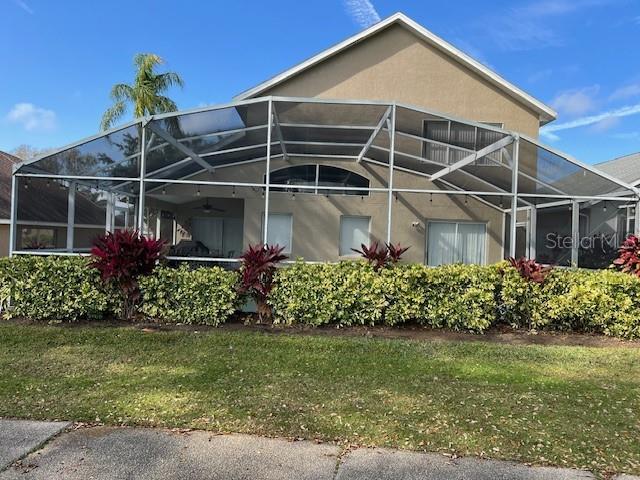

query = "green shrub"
139;265;238;326
271;261;498;331
269;260;388;326
384;263;499;332
498;267;640;338
0;256;117;321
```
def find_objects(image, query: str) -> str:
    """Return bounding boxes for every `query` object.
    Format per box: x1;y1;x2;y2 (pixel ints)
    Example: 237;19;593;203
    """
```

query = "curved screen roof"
15;96;638;206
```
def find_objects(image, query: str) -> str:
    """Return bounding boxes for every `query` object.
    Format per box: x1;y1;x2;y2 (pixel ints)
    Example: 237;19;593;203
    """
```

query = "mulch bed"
6;315;639;348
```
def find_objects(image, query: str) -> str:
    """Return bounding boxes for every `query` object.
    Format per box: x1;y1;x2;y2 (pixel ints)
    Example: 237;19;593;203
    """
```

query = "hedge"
270;261;640;338
0;256;117;321
139;265;238;326
2;256;640;339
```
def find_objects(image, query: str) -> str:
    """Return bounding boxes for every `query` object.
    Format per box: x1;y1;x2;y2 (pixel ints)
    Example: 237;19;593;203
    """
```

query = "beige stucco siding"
258;24;540;137
150;158;505;264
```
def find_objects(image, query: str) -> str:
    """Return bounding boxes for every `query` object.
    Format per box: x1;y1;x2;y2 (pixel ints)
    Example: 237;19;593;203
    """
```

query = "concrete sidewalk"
0;420;636;479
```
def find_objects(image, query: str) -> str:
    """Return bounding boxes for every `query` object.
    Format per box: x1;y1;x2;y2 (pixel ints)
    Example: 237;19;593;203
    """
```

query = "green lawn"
0;323;638;476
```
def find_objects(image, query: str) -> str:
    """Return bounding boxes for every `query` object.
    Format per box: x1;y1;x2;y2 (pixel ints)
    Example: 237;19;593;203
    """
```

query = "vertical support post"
571;200;580;268
635;200;640;236
508;136;519;258
386;103;396;244
66;182;76;252
105;193;113;233
137;123;147;232
155;211;161;239
263;98;273;245
529;205;537;260
8;173;17;257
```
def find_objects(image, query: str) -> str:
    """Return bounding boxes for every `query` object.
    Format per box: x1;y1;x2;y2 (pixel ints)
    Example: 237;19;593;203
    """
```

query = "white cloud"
590;115;619;132
541;102;640;140
481;0;614;51
551;85;599;116
610;82;640;101
12;0;34;14
343;0;380;29
5;103;57;132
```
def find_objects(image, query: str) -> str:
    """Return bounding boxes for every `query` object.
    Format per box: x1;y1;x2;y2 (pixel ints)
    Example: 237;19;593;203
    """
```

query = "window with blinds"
422;121;505;166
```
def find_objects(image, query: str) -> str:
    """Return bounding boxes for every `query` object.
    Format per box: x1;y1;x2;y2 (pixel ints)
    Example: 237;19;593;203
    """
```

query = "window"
269;165;316;193
267;165;369;196
20;227;57;250
427;221;486;266
340;216;370;256
423;120;506;165
263;213;292;253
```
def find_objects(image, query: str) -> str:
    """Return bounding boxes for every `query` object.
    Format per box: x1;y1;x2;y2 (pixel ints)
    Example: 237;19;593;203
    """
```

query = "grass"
0;323;638;476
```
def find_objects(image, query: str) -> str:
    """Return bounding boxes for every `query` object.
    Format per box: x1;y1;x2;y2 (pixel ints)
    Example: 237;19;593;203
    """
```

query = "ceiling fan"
192;198;225;214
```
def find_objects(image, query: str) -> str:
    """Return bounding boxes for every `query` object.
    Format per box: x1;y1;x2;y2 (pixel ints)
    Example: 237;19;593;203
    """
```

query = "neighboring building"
8;13;639;268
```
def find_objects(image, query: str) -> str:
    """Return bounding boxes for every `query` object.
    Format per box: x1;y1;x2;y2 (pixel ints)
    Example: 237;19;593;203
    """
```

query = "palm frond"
100;101;127;131
110;83;135;102
154;72;184;92
154;96;179;114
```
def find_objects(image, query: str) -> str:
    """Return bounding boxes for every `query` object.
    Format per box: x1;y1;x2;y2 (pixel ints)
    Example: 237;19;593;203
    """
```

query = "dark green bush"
384;263;499;331
2;256;640;339
270;261;498;331
139;265;239;326
269;260;388;326
0;256;117;321
498;266;640;338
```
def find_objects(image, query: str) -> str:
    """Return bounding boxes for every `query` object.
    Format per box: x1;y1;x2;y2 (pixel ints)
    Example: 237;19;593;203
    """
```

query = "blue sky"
1;0;639;164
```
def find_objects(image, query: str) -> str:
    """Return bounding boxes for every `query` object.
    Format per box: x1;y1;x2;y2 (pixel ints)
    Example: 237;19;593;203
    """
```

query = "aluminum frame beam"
147;122;214;172
358;105;392;163
430;135;514;182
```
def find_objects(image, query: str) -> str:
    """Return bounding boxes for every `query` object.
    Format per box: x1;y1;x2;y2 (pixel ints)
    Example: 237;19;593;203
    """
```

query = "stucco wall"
257;24;541;137
149;158;505;264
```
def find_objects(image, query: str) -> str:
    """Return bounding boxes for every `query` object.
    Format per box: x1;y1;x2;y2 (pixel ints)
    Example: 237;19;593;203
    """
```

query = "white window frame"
339;215;371;257
267;164;370;197
262;212;293;254
426;220;488;266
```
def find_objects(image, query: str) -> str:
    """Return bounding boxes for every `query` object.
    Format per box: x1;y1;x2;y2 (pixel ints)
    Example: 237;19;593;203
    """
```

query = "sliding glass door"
427;221;486;266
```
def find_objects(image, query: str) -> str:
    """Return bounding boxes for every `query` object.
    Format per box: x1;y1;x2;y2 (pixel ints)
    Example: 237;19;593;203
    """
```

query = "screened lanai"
10;96;640;269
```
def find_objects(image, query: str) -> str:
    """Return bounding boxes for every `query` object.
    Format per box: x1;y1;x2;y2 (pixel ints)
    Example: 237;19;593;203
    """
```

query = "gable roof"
596;151;640;186
235;12;557;126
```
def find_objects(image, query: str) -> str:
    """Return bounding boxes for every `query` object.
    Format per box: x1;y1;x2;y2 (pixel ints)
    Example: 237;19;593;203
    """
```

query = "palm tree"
100;53;184;131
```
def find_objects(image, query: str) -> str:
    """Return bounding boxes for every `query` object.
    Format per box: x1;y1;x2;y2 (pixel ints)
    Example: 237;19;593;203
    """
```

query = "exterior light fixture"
464;195;468;205
162;187;166;195
499;196;503;208
291;193;295;200
603;202;607;212
196;186;201;196
430;193;433;203
232;186;236;198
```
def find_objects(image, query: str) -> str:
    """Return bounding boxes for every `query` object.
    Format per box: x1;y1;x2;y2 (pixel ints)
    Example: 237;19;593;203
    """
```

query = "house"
9;13;639;268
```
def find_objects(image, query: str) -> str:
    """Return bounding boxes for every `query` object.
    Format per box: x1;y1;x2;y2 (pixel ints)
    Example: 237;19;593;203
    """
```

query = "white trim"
234;13;557;124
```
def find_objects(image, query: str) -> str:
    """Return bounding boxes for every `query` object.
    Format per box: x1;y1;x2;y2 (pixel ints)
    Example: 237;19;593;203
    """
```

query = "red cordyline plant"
237;243;288;322
612;234;640;277
507;257;553;284
352;241;410;271
89;229;166;319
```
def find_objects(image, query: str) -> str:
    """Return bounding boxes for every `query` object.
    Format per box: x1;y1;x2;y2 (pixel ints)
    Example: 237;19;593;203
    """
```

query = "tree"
10;145;54;162
100;53;184;131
